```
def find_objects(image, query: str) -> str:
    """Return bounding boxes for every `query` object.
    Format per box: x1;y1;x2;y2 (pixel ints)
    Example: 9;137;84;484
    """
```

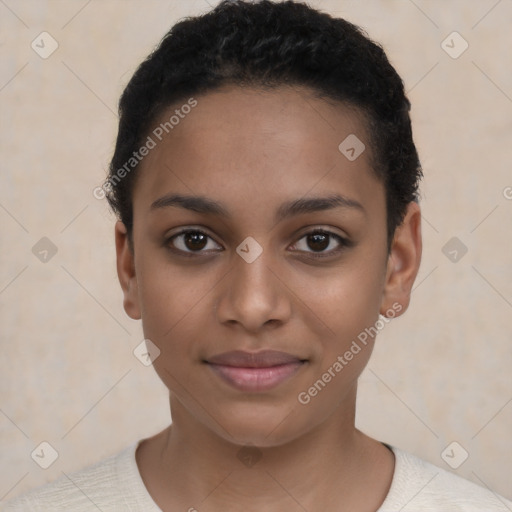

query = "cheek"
297;257;387;396
292;267;386;419
304;259;386;343
135;253;226;390
137;251;215;333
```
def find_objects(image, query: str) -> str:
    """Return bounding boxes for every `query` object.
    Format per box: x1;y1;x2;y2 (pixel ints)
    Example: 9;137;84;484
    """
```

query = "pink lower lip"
208;362;305;392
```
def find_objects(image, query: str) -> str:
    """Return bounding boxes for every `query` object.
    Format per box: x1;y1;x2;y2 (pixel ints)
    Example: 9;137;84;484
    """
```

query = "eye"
290;229;350;258
166;229;222;255
165;227;351;259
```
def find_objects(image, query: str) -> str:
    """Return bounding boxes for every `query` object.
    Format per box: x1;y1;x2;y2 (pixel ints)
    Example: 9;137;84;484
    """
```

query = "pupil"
183;233;330;252
186;232;207;251
308;233;328;251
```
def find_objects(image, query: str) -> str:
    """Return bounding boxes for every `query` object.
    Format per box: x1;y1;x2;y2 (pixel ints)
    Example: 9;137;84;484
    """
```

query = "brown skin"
115;85;422;511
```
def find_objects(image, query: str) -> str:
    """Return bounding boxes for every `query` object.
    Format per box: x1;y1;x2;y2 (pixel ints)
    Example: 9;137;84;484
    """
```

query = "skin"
115;84;422;512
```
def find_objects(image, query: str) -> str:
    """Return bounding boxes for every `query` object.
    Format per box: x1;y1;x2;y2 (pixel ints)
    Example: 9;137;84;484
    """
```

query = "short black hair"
106;0;422;249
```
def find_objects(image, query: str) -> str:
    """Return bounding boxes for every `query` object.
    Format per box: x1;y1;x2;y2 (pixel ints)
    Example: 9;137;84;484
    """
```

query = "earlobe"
380;201;422;317
115;221;142;320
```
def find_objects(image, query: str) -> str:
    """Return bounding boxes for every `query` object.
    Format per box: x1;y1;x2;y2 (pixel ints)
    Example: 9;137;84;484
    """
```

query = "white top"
3;442;511;511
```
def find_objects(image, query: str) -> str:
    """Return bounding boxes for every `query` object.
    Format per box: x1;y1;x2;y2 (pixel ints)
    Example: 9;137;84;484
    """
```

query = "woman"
5;1;511;510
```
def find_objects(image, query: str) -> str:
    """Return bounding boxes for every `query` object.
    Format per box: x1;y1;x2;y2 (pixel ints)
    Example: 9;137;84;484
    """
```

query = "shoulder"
2;442;160;512
379;446;512;511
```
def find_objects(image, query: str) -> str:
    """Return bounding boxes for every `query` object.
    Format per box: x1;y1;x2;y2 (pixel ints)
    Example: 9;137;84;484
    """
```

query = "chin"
207;405;308;449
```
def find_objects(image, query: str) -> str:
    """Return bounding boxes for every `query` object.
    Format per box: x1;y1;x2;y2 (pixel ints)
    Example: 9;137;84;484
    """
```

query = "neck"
136;387;395;512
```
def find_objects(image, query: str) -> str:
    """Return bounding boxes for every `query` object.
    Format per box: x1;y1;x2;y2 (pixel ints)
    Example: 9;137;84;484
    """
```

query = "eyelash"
165;228;351;260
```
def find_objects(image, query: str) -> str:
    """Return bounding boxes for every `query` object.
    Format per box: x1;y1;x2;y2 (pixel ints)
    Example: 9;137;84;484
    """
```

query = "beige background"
1;0;511;504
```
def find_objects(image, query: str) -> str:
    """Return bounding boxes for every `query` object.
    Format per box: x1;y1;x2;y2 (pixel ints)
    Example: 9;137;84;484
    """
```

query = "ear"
380;201;422;317
115;221;141;320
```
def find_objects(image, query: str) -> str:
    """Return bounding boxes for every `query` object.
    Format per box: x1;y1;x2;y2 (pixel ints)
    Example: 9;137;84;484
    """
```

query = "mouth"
204;350;308;392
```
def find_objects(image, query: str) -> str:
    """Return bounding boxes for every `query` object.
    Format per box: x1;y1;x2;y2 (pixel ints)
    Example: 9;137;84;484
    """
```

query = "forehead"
132;85;384;225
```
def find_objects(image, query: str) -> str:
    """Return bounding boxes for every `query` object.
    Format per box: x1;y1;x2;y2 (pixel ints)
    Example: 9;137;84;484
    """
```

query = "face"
116;85;421;447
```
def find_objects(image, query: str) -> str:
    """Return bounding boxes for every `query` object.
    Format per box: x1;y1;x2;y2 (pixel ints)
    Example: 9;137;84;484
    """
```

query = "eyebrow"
150;193;365;222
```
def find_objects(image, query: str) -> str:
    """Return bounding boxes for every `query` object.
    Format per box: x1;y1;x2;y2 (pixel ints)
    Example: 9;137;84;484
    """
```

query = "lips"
205;350;307;392
206;350;305;368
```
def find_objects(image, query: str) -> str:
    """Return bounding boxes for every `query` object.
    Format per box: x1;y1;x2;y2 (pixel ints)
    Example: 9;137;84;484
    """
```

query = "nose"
215;249;292;333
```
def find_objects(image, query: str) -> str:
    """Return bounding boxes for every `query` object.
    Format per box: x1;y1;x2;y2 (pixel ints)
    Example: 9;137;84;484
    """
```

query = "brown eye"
183;232;208;251
307;232;330;252
167;229;222;254
291;229;350;258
